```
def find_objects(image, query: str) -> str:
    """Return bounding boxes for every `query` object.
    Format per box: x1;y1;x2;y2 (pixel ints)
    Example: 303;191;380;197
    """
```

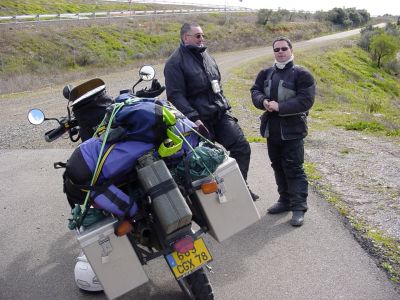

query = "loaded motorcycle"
28;65;260;300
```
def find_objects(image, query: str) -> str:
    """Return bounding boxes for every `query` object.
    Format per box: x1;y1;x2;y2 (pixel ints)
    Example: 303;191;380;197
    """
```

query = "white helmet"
74;252;103;292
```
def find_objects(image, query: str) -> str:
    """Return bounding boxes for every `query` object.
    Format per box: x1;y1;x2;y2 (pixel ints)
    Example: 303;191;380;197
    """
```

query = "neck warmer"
274;54;294;69
184;43;207;53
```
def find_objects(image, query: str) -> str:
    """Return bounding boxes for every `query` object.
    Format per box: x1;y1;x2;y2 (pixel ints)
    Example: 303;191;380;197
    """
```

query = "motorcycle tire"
178;267;214;300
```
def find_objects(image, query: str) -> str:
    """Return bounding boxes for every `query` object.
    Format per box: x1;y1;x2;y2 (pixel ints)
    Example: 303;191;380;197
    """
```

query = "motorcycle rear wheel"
178;267;214;300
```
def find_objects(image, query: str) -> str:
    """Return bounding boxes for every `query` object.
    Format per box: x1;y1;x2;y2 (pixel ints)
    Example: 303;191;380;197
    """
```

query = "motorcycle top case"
77;217;148;300
192;157;261;243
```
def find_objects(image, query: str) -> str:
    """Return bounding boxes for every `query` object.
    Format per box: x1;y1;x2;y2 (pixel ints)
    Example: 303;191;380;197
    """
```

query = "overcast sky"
175;0;399;16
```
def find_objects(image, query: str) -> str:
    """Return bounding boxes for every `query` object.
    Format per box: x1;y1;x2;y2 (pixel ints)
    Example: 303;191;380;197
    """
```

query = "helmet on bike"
69;78;106;107
74;252;103;292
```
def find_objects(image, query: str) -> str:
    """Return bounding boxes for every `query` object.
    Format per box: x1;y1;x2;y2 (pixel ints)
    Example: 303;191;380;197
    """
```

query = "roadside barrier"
0;7;255;25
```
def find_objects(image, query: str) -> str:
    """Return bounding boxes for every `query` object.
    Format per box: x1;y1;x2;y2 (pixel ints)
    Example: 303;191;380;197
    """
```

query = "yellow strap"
92;144;116;184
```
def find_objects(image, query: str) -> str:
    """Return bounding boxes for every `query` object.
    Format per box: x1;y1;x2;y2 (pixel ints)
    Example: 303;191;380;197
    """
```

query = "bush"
370;33;399;67
344;121;385;132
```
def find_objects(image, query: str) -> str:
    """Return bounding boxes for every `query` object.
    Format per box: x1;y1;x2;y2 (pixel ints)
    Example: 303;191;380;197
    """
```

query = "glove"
197;124;211;140
135;79;165;98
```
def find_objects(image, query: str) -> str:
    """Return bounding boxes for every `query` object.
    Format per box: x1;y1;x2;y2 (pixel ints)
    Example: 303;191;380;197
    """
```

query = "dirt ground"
305;124;400;240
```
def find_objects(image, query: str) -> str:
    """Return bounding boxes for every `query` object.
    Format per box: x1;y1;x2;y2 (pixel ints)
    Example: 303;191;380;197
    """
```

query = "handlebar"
44;125;68;142
44;117;79;142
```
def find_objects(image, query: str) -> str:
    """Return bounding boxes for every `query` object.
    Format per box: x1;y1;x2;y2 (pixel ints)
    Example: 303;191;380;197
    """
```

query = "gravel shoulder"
305;124;400;241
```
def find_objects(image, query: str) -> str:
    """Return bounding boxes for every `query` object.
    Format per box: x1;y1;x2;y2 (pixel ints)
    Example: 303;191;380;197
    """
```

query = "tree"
257;9;274;25
370;33;399;68
327;7;369;27
314;10;328;22
270;11;284;25
357;9;370;24
348;8;362;26
328;8;348;26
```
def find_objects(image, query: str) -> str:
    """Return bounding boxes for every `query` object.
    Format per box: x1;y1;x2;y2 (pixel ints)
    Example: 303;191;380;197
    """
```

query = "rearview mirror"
139;65;155;81
27;109;45;125
63;84;73;100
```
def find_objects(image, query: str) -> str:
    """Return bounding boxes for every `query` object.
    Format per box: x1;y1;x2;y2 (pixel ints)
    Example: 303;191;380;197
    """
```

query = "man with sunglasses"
164;22;259;201
250;36;315;226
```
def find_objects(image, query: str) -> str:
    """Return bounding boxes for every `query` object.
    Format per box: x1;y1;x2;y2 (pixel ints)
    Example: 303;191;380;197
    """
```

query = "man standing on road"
250;37;315;226
164;22;259;201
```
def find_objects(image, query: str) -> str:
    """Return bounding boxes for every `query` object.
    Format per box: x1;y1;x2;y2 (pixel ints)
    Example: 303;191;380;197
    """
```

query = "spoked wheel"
178;267;214;300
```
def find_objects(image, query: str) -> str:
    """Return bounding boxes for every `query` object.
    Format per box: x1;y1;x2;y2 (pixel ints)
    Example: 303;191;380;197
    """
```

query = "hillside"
0;0;198;16
0;4;347;94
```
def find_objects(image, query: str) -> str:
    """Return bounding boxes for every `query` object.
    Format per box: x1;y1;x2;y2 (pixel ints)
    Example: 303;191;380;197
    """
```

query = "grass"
0;10;340;94
226;42;400;139
0;0;188;16
298;45;400;137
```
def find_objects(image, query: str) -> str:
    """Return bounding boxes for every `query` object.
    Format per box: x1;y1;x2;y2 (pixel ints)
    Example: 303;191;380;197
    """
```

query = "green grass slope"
225;41;400;139
0;0;183;16
0;11;336;94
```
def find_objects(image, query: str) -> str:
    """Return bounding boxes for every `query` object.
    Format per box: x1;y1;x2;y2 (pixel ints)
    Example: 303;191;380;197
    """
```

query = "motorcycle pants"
203;113;251;180
267;138;308;211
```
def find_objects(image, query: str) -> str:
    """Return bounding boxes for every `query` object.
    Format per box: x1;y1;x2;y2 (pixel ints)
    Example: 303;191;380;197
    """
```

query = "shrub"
344;121;385;132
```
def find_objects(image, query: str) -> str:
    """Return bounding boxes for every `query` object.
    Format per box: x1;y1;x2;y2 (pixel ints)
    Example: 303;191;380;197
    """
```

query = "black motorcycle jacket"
250;62;315;140
164;43;227;122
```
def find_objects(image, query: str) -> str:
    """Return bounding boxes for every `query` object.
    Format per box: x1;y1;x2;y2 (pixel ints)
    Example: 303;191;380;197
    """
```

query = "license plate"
166;238;212;279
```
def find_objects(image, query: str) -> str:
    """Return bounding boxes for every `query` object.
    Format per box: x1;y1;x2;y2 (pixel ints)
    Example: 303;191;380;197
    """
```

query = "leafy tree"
357;9;370;24
314;10;328;22
328;8;348;26
327;7;369;27
370;33;399;67
348;8;362;26
257;9;274;25
277;9;291;20
270;10;284;25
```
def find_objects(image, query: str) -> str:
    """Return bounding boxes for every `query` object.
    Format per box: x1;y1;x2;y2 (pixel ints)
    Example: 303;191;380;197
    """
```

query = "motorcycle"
28;65;217;300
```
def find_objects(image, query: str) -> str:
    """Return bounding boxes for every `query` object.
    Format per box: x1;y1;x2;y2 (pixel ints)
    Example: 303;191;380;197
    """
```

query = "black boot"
249;189;259;201
267;202;290;214
247;186;259;201
290;210;305;227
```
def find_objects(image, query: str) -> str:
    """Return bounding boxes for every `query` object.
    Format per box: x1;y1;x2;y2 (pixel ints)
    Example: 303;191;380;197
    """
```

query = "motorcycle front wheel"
178;267;214;300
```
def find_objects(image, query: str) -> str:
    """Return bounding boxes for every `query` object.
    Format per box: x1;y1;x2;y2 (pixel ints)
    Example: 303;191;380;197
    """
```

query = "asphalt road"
1;26;398;299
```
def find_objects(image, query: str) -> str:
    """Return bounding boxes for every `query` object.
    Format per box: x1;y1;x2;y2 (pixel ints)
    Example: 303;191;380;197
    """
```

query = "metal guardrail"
0;7;255;24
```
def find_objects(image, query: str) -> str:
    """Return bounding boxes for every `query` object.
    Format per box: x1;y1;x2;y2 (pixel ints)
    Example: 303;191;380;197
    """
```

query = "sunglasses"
187;33;206;39
273;47;289;52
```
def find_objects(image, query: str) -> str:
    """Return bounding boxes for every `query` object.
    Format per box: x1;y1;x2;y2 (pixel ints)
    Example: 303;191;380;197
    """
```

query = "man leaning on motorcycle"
163;22;259;201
